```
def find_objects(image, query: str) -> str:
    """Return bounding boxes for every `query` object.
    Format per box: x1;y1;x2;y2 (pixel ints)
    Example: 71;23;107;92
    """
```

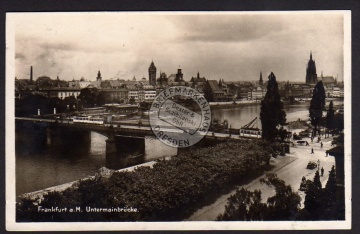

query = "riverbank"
17;140;274;222
209;100;260;110
17;158;170;201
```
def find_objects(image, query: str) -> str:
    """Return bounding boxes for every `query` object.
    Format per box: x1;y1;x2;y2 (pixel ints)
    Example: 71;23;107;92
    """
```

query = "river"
15;100;343;195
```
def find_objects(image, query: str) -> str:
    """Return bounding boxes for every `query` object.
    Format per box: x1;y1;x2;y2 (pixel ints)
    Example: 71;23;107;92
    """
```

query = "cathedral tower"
306;51;317;84
148;61;157;86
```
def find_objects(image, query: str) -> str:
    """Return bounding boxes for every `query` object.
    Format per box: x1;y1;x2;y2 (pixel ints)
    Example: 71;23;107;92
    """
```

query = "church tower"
96;70;102;81
175;66;183;82
148;61;157;86
306;51;317;84
259;71;263;85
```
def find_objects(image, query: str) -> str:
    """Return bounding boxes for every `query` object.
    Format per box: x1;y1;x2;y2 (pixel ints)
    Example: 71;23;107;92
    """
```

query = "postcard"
6;11;351;231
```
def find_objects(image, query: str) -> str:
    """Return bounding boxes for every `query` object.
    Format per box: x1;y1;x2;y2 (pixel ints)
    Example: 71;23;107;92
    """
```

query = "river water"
15;100;343;195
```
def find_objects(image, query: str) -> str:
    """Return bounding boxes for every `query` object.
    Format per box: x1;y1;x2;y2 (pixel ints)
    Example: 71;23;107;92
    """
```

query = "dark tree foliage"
304;170;323;219
260;72;286;142
333;113;344;132
47;97;66;113
301;165;342;220
96;92;110;106
309;81;326;136
63;96;78;111
326;101;335;136
322;166;337;219
217;188;266;221
16;93;80;116
17;140;273;222
278;127;288;141
17;92;48;116
129;97;136;105
78;87;99;108
217;173;301;221
259;173;301;220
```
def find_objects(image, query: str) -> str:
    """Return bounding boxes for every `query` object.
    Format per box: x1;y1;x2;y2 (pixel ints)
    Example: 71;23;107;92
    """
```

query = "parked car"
306;161;317;169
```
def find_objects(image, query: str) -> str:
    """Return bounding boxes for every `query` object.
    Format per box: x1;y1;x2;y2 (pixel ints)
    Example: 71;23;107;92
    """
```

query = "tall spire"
259;71;263;85
310;51;312;60
97;70;102;81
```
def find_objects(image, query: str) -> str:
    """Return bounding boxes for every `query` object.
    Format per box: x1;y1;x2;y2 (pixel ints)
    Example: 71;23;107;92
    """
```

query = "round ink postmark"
149;86;211;148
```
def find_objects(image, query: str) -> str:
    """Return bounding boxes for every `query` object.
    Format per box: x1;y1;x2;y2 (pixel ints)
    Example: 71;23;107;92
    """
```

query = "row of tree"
15;93;78;116
217;166;340;221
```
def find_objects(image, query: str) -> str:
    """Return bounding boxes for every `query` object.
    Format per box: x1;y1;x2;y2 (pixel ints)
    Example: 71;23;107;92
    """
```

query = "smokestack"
30;66;33;83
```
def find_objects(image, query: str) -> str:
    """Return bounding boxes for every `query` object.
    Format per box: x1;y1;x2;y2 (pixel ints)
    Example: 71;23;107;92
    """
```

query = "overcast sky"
12;12;345;82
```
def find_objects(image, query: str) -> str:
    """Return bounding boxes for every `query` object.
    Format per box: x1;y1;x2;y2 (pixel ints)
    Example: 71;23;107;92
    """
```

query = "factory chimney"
30;66;33;83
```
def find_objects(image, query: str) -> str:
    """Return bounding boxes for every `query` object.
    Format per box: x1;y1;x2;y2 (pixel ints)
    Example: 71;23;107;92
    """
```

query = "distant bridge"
15;117;244;140
15;117;261;170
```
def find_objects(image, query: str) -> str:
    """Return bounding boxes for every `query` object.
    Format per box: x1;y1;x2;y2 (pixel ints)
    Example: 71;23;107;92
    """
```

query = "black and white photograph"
6;11;351;230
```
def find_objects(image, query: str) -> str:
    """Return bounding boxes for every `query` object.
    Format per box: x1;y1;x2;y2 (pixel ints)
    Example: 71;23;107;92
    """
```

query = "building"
100;86;128;103
140;84;157;102
148;61;157;86
47;87;81;99
281;82;313;99
318;72;337;85
175;67;184;82
203;80;226;102
250;86;266;100
158;72;168;86
306;52;318;84
190;72;206;84
190;72;207;94
126;83;141;103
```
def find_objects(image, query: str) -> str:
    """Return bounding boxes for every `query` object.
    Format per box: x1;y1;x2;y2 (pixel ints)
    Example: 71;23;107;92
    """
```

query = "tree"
309;81;326;136
260;72;287;141
63;96;78;111
217;188;266;221
322;165;337;219
20;92;48;116
217;173;301;221
78;87;99;108
129;97;136;105
260;173;301;220
333;113;344;133
304;170;323;219
96;91;110;106
326;101;335;137
47;97;66;114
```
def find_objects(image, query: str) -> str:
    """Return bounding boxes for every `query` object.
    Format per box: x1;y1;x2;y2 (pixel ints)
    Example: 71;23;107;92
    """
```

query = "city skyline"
13;12;344;82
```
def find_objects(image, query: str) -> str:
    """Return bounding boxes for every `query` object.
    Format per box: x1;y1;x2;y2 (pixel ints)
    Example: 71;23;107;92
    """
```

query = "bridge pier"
105;134;117;155
106;135;146;170
46;127;52;145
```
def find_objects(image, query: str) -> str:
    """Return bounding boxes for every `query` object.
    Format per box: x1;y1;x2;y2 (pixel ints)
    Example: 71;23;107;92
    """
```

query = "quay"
18;158;170;201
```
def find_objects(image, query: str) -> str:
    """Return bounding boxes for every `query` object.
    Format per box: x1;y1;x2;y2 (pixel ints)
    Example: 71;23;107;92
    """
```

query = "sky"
12;12;346;83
